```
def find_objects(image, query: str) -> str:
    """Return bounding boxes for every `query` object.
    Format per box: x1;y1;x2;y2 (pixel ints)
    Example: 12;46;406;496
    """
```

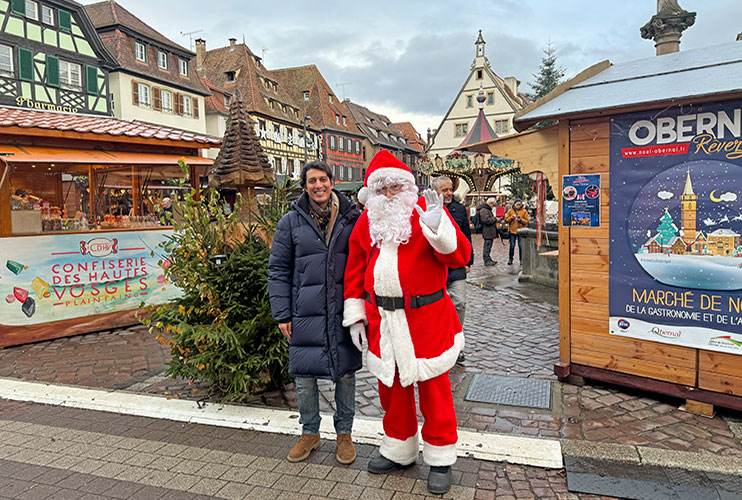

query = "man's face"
376;183;405;199
514;201;523;210
435;180;454;204
305;168;334;205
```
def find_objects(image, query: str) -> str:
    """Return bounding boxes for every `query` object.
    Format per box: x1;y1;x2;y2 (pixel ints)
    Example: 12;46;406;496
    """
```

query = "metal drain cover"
465;374;552;409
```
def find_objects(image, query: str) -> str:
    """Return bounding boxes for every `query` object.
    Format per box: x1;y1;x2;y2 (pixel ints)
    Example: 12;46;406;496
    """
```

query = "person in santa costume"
342;150;472;495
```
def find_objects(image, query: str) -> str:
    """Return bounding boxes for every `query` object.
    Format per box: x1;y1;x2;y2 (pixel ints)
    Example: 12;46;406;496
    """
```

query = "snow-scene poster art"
610;99;742;355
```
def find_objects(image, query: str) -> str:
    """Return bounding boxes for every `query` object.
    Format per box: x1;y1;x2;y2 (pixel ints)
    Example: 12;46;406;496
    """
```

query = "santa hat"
357;150;416;204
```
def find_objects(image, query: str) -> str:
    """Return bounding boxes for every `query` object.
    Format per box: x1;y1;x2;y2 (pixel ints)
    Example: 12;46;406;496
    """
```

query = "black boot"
428;466;452;494
368;454;411;474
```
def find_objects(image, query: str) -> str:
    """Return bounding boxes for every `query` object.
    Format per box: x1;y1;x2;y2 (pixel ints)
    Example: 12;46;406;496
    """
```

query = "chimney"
641;0;696;56
229;37;237;50
504;77;519;97
195;38;205;71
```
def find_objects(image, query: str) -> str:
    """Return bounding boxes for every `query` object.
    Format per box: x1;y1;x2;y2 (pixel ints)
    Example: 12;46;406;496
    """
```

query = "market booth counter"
0;106;219;347
465;42;742;412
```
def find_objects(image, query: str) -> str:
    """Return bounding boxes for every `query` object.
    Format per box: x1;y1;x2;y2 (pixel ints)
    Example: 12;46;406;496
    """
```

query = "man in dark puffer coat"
268;161;361;466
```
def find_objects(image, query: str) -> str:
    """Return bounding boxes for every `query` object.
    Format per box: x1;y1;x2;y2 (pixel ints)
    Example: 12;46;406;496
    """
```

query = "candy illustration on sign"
80;238;118;257
6;260;24;275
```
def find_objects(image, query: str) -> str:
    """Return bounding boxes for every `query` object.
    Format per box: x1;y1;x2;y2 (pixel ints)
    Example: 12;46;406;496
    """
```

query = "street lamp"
302;90;311;164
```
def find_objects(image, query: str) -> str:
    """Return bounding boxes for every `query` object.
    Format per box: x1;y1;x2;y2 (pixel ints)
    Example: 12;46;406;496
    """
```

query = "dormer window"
224;95;230;108
335;114;339;124
226;71;235;82
328;94;333;103
179;58;188;76
157;51;168;69
135;42;146;62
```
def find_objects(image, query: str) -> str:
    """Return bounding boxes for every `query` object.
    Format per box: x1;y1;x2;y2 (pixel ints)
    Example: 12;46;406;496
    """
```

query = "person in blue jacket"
268;160;361;465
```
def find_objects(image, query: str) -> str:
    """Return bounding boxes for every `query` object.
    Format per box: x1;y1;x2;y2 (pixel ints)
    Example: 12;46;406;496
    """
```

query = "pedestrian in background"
504;198;529;265
268;160;361;465
432;176;473;364
477;197;498;266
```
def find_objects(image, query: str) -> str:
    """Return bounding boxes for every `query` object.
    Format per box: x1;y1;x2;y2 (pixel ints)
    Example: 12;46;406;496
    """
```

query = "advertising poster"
0;230;179;326
610;99;742;355
562;174;601;227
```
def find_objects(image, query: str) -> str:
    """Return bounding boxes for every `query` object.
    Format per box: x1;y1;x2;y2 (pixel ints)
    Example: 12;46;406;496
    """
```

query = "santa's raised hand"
415;188;443;233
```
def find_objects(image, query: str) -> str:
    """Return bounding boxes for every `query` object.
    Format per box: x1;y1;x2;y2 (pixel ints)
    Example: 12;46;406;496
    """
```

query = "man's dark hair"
300;161;333;188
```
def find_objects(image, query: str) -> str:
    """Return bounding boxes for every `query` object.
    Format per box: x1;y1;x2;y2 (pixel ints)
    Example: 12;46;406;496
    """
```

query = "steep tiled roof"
271;65;362;136
201;76;231;114
94;27;208;96
0;106;221;145
85;1;191;53
202;42;304;126
208;91;274;188
393;122;426;153
345;101;417;152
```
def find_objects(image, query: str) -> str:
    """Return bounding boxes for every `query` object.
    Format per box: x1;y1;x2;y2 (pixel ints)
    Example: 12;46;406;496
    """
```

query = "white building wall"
108;72;207;135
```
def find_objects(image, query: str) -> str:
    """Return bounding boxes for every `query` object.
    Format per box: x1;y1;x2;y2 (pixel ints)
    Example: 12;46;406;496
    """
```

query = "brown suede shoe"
336;433;356;464
287;434;320;462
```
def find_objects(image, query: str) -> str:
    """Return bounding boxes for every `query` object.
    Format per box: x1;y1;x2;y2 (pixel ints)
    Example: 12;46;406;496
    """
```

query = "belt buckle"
382;296;396;311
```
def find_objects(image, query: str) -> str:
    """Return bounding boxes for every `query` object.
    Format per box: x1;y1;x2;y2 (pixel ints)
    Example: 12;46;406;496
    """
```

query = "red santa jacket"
342;197;472;387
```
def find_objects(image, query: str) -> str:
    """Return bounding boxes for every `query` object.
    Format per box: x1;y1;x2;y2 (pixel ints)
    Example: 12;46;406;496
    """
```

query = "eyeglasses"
376;184;404;195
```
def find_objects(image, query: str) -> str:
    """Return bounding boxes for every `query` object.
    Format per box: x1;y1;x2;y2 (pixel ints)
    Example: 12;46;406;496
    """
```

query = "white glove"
415;189;444;233
349;323;367;352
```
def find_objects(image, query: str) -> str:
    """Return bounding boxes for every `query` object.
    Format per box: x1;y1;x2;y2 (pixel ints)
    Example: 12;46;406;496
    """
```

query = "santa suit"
342;152;472;467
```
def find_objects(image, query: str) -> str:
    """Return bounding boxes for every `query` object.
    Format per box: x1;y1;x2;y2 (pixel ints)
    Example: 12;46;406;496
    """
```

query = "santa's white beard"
366;190;419;246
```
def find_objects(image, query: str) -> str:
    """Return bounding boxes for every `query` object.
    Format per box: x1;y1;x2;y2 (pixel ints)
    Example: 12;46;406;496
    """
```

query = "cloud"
720;192;738;202
657;190;674;200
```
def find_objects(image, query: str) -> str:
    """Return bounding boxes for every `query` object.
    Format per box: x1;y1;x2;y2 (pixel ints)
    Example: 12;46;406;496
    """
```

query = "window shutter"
131;80;139;105
18;48;33;82
192;97;199;119
11;0;24;15
174;93;182;115
58;10;71;31
46;55;59;87
85;65;97;95
152;87;161;111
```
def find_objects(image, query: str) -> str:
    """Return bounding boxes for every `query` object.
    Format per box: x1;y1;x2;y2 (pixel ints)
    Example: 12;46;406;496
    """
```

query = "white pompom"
357;186;369;204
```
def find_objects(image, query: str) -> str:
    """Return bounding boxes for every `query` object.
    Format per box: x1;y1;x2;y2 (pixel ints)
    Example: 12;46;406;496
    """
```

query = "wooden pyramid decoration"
208;90;275;188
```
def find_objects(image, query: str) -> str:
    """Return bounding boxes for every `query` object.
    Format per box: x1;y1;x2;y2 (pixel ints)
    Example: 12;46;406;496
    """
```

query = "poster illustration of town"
0;230;179;326
609;99;742;355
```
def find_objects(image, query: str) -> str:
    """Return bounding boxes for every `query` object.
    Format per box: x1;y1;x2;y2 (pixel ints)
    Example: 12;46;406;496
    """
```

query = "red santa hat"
357;150;416;205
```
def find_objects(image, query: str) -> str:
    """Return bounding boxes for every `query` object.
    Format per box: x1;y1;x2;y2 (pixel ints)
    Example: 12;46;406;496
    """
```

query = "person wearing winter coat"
342;151;472;495
477;198;498;266
268;161;361;465
504;198;530;265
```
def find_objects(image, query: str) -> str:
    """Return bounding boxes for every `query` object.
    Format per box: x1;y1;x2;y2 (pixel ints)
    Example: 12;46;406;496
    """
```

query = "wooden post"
189;164;199;201
131;165;140;216
558;120;571;364
88;164;96;222
0;162;11;236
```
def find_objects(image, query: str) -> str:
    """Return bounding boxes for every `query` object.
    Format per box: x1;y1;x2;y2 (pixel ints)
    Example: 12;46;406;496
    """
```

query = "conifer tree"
527;41;565;101
656;208;679;244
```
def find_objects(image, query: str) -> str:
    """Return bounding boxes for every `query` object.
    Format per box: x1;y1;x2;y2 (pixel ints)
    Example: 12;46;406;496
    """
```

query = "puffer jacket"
268;191;361;381
445;200;474;282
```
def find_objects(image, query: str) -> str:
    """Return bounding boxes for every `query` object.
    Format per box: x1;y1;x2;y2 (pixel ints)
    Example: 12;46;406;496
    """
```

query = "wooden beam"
570;363;742;412
0;162;11;236
131;165;140;216
88;164;95;222
558;120;571;364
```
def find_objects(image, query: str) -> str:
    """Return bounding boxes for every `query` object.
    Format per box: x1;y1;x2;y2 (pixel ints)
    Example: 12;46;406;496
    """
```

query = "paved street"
1;235;742;498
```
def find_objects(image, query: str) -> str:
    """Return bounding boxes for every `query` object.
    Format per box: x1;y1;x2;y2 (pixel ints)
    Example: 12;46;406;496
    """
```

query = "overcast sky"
82;0;741;135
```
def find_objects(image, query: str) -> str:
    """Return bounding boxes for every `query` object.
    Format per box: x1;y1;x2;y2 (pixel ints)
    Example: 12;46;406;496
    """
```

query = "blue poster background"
609;99;742;354
562;174;601;227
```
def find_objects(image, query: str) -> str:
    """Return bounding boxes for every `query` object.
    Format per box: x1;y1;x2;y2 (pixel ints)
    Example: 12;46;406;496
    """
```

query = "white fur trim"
367;331;464;387
423;441;457;466
342;298;367;327
357;186;369;204
381;433;419;466
420;209;457;255
366;166;416;188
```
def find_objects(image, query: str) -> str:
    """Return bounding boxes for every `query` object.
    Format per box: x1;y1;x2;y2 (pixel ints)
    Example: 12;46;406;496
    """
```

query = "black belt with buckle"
366;289;445;311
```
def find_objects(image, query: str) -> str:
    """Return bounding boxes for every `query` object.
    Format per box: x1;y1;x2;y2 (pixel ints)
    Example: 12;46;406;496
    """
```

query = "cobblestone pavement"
1;235;742;459
0;399;621;500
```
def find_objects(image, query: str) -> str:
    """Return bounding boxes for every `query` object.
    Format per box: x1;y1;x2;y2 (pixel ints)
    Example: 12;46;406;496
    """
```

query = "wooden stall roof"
0;145;213;165
0;106;221;147
515;41;742;130
458;125;559;195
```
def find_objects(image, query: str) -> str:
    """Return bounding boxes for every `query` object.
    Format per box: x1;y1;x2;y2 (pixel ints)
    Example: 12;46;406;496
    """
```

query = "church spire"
683;169;694;195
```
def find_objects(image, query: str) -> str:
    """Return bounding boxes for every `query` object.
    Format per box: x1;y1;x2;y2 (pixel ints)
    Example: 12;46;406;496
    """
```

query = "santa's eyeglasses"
375;184;404;195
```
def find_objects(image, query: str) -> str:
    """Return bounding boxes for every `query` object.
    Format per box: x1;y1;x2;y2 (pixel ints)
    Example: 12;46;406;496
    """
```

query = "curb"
0;377;563;469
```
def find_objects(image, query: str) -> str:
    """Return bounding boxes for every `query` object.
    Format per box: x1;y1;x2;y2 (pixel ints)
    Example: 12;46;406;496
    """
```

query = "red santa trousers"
378;370;457;466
